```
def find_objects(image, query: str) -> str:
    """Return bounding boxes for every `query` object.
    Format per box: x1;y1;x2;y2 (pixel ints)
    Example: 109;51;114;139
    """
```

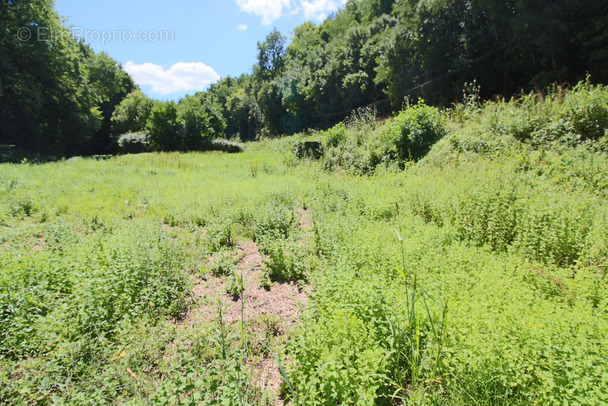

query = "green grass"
1;84;608;405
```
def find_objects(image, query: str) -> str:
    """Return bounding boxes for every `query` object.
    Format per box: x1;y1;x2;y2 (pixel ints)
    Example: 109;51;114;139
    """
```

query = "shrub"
0;221;189;360
210;138;244;153
117;131;149;154
513;199;593;266
204;217;234;253
322;122;347;148
384;100;447;161
253;199;295;243
563;80;608;141
210;249;236;277
261;239;307;283
293;140;323;160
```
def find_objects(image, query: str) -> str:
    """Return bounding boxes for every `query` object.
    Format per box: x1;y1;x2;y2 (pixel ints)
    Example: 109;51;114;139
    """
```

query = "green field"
2;86;608;405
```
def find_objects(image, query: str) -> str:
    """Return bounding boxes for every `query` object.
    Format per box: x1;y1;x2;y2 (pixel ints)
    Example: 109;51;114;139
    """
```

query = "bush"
210;249;236;277
261;239;307;283
293;140;323;160
563;80;608;141
323;122;347;148
253;199;295;243
384;100;447;161
210;138;244;153
117;131;149;154
317;101;446;173
0;221;189;360
204;217;234;253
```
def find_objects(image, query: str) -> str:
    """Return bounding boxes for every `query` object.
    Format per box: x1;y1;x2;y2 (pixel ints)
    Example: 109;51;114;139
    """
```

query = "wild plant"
266;344;335;406
388;225;457;401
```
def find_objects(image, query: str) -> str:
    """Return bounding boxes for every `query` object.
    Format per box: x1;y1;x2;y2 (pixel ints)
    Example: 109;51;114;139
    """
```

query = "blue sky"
53;0;347;100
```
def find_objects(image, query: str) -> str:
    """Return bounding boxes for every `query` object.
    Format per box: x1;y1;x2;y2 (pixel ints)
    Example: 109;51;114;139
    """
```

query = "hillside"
1;83;607;404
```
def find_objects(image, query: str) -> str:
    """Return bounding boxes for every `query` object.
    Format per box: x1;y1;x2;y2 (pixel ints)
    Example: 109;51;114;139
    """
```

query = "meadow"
1;82;608;405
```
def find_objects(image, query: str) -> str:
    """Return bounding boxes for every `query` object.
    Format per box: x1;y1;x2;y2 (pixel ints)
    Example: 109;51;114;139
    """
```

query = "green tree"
178;94;226;149
111;90;154;136
0;0;135;158
254;28;287;82
146;102;182;151
86;52;136;153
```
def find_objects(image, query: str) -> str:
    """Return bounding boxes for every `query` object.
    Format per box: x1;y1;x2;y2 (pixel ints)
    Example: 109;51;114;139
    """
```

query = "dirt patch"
178;208;316;404
185;241;307;329
181;240;308;404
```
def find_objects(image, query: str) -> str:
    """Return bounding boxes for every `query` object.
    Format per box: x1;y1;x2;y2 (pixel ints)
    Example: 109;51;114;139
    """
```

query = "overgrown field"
1;83;608;405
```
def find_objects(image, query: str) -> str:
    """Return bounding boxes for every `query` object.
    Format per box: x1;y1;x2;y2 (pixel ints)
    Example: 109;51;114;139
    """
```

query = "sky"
53;0;348;101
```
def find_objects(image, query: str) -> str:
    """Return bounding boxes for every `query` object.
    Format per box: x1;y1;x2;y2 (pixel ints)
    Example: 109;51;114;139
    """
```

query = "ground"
177;209;314;403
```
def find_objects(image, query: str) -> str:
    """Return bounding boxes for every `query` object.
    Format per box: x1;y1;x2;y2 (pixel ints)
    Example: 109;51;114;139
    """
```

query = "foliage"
2;83;608;405
563;79;608;141
146;102;183;152
0;0;135;157
210;138;244;154
191;0;608;139
204;217;234;253
316;101;445;172
210;249;237;277
253;197;296;244
5;0;608;153
383;100;447;161
177;94;227;148
117;131;150;154
111;91;154;136
145;97;227;153
261;239;308;283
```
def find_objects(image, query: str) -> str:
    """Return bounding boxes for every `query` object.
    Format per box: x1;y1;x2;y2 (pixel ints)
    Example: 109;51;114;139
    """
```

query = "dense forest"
0;0;136;158
1;0;608;157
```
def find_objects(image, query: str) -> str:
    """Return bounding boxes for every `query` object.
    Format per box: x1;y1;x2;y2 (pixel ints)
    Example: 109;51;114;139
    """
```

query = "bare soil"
181;238;311;403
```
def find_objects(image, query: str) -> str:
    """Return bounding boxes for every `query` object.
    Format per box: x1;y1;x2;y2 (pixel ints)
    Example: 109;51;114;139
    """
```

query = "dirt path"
180;208;314;403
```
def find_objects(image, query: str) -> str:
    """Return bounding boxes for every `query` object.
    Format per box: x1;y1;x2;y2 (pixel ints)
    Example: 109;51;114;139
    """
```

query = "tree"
111;91;154;136
146;102;182;151
0;0;134;158
178;94;226;149
254;29;286;82
87;52;136;153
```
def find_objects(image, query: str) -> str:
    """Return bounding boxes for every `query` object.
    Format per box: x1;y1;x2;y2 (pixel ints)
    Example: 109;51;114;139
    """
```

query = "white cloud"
235;0;291;25
124;61;220;95
300;0;346;21
236;24;248;31
234;0;346;24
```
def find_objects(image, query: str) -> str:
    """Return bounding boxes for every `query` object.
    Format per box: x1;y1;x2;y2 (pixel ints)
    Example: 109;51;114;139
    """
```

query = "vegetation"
2;0;608;404
199;0;608;139
2;81;608;404
3;0;607;159
0;0;136;158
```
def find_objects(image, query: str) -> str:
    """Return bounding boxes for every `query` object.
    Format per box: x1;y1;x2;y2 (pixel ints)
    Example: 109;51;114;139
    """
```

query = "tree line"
0;0;136;158
116;0;608;143
208;0;608;140
1;0;607;158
